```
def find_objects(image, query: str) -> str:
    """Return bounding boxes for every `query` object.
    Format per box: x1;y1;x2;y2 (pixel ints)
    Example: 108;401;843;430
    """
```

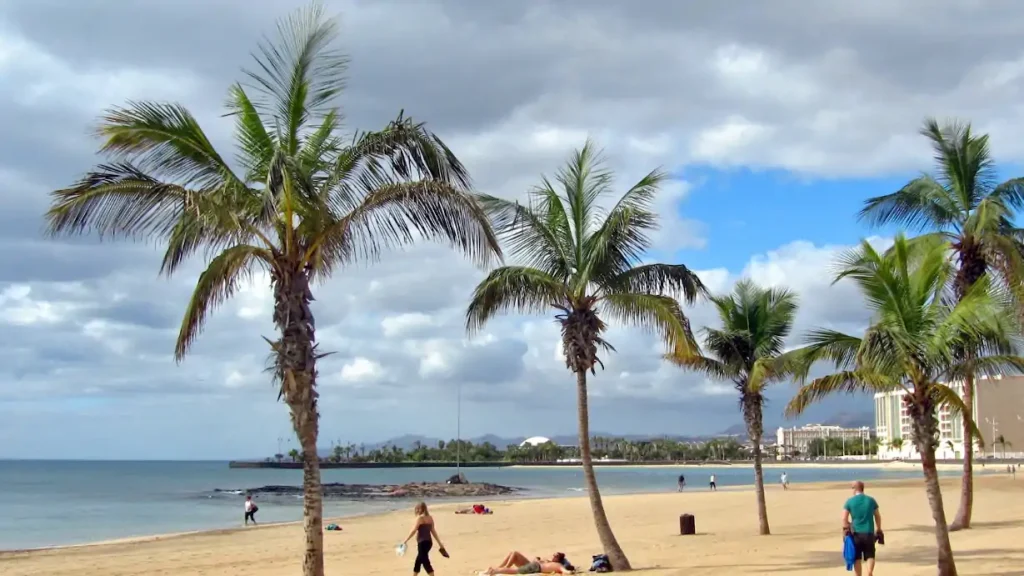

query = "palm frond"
785;371;899;418
600;263;706;305
465;267;565;334
857;175;960;230
338;112;472;192
665;350;734;380
46;163;194;240
991;177;1024;212
225;84;276;183
175;244;273;360
600;292;697;353
243;2;347;154
930;383;985;448
97;101;245;190
305;180;500;275
476;194;571;277
560;139;611;252
582;169;664;281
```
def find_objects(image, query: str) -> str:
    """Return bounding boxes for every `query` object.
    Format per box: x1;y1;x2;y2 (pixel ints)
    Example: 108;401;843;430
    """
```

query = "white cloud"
340;357;384;384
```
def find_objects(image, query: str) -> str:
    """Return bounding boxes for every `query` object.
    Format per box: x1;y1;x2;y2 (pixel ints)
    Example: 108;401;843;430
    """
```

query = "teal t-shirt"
844;493;878;534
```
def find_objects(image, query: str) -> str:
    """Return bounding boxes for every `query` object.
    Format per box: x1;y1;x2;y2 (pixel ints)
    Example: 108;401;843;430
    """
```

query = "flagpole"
456;382;462;478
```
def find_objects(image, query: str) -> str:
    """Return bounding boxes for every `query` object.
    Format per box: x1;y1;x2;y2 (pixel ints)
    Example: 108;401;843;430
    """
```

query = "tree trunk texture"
911;392;958;576
951;243;984;531
272;266;324;576
950;372;974;531
743;392;771;535
576;370;631;571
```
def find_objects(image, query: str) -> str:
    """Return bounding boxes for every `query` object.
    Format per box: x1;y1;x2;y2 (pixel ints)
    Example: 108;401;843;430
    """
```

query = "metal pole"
456;382;462;477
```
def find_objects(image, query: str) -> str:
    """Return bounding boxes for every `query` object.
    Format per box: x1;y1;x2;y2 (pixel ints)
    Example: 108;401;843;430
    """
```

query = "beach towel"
843;534;856;571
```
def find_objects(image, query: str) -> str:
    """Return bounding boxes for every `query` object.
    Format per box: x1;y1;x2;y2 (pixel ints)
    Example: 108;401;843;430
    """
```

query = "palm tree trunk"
751;435;770;535
576;370;631;571
743;394;770;535
911;391;957;576
273;267;324;576
951;372;974;531
298;424;325;576
921;440;958;576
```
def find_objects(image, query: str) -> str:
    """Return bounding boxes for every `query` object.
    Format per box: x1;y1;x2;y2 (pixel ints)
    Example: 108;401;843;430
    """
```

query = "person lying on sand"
455;504;492;514
484;551;573;574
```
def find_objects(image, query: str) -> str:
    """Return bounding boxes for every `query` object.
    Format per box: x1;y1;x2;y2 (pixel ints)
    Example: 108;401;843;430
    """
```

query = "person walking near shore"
709;474;717;491
780;472;789;490
677;474;686;492
842;481;883;576
243;494;258;526
404;502;446;576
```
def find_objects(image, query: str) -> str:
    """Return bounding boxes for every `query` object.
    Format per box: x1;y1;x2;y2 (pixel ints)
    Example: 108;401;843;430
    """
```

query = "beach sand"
2;476;1021;576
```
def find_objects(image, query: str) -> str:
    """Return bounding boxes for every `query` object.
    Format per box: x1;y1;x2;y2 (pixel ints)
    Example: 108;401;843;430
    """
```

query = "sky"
3;1;1024;460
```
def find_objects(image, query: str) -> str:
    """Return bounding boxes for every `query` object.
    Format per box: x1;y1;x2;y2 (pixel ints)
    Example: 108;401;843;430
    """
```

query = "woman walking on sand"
244;494;258;526
403;502;447;576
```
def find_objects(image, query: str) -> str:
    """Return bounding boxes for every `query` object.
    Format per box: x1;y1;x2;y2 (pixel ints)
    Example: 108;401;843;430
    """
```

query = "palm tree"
858;118;1024;530
994;434;1012;459
784;234;1024;576
889;436;905;457
668;279;797;535
43;6;499;576
465;142;705;570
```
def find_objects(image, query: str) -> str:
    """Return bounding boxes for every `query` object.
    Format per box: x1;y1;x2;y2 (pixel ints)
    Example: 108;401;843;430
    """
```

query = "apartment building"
874;375;1024;460
775;424;872;459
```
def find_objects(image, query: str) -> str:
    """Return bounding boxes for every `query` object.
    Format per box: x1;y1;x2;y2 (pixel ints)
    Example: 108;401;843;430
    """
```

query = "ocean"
0;460;963;550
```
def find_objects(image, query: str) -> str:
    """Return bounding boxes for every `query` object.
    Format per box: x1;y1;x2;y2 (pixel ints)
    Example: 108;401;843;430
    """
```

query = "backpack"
590;554;612;573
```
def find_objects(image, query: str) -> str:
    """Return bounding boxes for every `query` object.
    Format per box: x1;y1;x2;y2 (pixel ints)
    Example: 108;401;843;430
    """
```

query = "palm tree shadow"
751;546;1024;572
893;519;1024;534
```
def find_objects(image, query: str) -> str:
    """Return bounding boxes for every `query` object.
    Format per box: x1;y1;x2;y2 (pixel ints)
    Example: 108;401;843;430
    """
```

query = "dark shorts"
852;532;876;560
517;562;541;574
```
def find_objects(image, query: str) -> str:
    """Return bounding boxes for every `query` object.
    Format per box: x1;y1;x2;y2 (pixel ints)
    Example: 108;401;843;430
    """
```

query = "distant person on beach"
781;472;789;490
709;474;717;491
842;481;883;576
244;494;258;526
677;474;686;491
404;502;446;576
484;551;572;575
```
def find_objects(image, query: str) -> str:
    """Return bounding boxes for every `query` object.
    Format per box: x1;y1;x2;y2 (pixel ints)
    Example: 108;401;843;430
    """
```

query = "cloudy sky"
2;1;1023;459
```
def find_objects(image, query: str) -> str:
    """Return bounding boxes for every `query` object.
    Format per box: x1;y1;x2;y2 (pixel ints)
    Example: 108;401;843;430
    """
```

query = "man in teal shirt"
843;481;882;576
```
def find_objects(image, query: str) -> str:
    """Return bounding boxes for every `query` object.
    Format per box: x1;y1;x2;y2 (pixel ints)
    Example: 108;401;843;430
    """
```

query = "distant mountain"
825;411;874;428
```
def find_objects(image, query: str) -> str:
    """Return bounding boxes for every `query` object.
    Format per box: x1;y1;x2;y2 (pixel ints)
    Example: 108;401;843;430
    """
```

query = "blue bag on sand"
843;534;856;571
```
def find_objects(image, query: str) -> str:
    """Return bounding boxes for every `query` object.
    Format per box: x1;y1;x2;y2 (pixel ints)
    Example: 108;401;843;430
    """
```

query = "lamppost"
456;381;462;479
985;417;998;458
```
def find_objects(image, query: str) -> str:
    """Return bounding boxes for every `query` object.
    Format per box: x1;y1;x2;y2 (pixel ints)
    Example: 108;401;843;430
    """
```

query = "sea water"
0;460;960;550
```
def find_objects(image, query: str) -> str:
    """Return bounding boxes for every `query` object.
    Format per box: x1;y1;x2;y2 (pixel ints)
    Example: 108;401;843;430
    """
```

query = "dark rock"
218;481;520;499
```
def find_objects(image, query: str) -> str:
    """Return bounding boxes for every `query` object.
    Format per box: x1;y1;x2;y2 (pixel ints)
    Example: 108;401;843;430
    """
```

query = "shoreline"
0;475;960;555
5;475;1021;576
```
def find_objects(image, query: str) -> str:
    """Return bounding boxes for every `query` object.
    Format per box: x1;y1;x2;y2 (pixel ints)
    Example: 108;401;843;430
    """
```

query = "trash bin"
679;514;696;535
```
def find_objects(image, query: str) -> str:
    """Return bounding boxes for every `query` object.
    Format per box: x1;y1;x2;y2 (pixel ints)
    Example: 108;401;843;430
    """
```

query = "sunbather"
485;551;572;574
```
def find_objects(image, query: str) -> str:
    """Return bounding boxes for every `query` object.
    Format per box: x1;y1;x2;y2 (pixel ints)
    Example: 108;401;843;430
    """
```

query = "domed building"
519;436;552;447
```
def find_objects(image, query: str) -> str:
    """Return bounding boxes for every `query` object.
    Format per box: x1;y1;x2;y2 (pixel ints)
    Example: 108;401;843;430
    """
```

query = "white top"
710;475;716;482
245;500;254;512
781;474;788;482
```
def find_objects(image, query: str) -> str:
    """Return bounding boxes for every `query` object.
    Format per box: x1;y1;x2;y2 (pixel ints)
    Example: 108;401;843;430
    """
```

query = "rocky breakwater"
218;481;521;499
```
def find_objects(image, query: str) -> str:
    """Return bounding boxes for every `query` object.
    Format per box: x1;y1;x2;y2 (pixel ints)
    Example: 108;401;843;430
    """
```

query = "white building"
519;436;552;447
775;424;872;459
875;375;1024;460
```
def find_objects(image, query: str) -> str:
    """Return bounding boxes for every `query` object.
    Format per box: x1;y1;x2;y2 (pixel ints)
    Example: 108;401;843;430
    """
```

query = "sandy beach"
2;476;1021;576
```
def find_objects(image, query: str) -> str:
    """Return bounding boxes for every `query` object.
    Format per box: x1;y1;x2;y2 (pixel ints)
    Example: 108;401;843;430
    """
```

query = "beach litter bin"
679;514;696;535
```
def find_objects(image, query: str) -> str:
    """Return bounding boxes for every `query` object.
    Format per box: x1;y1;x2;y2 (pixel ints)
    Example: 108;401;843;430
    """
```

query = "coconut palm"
465;142;705;570
858;118;1024;530
43;6;499;576
994;434;1012;459
668;279;797;535
784;234;1024;576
